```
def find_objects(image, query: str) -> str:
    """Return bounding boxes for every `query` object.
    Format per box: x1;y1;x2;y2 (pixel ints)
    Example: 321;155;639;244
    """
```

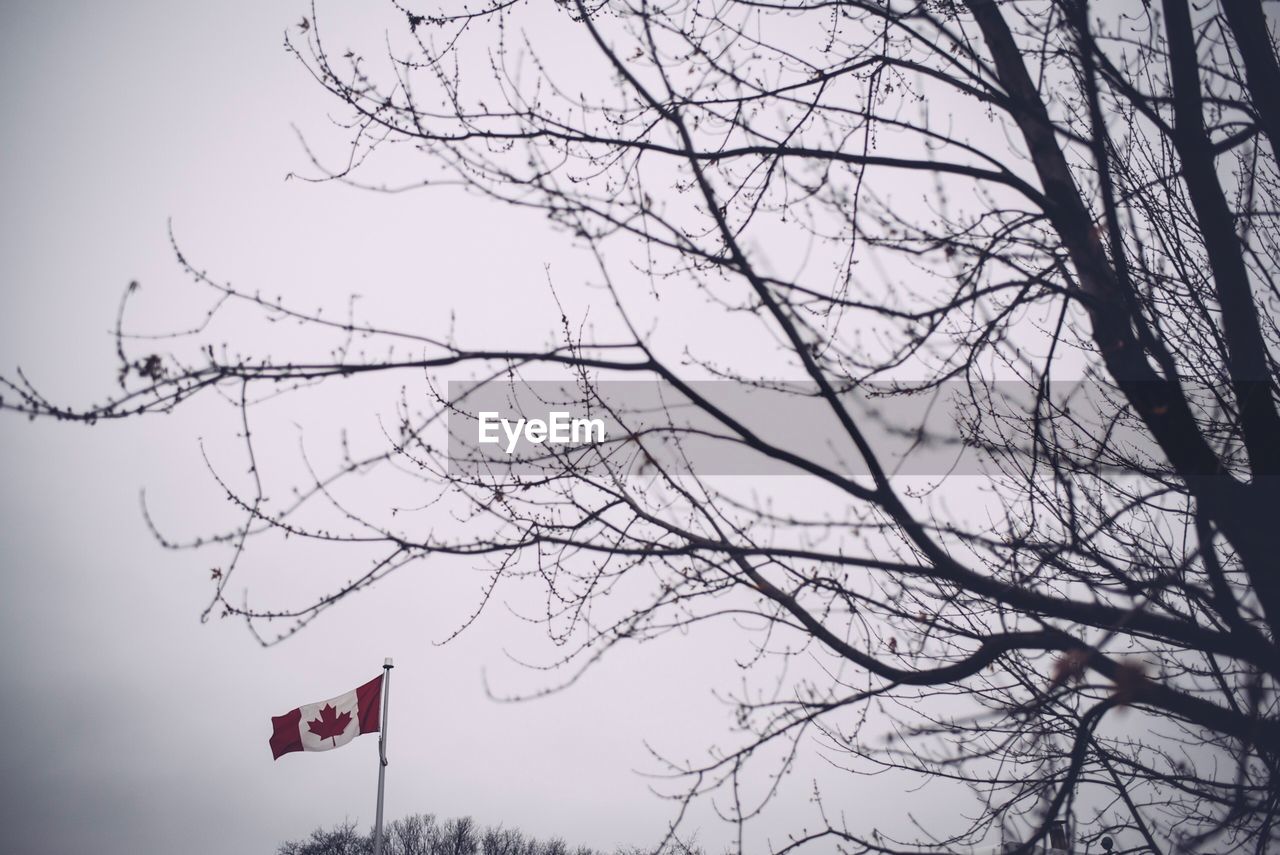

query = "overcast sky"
0;3;937;853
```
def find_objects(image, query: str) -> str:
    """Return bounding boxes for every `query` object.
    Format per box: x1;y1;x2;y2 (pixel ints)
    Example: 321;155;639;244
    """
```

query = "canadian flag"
269;674;383;760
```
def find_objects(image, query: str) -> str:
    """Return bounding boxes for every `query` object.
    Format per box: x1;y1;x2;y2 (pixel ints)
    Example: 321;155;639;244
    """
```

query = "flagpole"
372;657;393;855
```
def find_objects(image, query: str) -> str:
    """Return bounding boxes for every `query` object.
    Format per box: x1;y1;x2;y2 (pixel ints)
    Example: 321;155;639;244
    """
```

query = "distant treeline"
276;813;706;855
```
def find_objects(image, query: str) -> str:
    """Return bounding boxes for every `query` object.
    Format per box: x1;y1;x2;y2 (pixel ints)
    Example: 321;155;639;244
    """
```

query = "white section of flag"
299;688;361;752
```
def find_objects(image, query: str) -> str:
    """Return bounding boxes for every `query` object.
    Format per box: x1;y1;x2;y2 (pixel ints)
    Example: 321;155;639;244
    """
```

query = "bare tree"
7;0;1280;852
277;812;631;855
279;819;371;855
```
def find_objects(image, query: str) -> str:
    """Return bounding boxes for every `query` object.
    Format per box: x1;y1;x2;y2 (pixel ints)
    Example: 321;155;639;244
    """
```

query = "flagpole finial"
384;658;394;668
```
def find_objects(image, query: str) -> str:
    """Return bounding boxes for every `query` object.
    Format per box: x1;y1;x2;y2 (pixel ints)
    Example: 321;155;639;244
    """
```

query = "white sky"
0;1;1147;852
0;2;935;853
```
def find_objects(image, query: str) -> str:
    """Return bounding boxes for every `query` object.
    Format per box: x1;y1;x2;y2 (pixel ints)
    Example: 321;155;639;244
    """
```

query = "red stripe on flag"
269;708;303;760
355;673;383;735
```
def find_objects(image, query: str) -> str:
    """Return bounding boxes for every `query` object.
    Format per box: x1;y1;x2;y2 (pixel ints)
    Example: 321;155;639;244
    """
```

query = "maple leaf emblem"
306;704;353;746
